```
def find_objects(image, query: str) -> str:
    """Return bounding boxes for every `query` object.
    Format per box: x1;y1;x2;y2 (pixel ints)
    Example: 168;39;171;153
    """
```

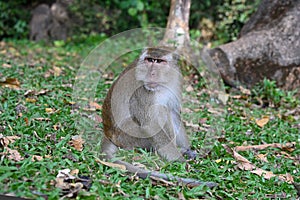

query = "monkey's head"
135;47;181;92
51;3;68;21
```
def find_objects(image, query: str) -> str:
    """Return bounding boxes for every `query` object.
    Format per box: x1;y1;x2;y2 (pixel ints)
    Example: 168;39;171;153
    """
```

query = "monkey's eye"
145;57;167;64
145;58;155;63
156;59;166;63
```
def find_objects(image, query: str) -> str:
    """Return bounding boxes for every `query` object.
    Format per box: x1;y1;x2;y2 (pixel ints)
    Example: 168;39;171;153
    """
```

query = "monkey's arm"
170;110;197;159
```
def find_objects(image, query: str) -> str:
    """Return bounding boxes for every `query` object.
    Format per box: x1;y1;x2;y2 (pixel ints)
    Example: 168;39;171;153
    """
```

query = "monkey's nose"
150;67;156;76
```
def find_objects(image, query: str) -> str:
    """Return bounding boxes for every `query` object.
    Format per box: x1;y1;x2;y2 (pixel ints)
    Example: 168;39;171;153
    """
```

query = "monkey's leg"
153;127;185;162
101;136;119;160
158;135;186;161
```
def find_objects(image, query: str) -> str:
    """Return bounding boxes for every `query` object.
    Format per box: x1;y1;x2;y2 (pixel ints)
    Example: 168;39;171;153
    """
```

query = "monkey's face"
51;3;68;21
135;48;181;91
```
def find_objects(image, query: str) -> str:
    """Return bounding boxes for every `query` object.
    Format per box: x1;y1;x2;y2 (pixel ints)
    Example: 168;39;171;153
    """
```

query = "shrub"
0;1;30;39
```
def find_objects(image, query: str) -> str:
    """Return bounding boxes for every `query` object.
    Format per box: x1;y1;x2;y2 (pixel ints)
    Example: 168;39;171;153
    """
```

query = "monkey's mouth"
144;82;160;91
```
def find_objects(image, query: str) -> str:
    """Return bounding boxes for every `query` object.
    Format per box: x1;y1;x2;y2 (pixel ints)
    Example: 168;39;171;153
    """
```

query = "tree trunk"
208;0;300;91
163;0;191;49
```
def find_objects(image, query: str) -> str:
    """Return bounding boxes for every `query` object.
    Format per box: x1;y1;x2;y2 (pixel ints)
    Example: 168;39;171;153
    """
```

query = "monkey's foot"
184;149;197;160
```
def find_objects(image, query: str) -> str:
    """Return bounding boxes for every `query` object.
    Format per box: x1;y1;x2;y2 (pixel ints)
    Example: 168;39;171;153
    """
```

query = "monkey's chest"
129;95;171;127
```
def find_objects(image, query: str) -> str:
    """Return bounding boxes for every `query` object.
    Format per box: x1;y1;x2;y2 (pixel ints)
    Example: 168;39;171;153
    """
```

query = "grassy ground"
0;38;299;199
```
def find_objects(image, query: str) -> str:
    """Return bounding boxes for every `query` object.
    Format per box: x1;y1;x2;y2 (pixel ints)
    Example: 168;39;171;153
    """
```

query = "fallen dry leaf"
231;95;242;99
223;144;294;184
185;85;194;92
45;108;55;113
0;134;20;147
184;120;200;130
69;135;85;151
57;169;75;179
53;123;60;130
26;98;37;103
24;89;49;96
44;71;51;78
279;151;295;160
33;117;51;121
6;147;24;162
70;169;79;176
53;66;62;76
178;192;186;200
102;72;115;80
31;155;43;162
207;107;224;115
89;101;102;110
255;116;270;127
2;63;11;68
56;169;75;190
234;142;296;152
55;175;69;190
251;169;294;183
97;160;126;171
0;77;20;89
281;144;296;152
44;66;63;78
24;118;29;126
64;99;76;105
239;85;251;95
45;155;52;159
24;90;36;96
256;153;269;163
233;151;255;171
55;168;92;198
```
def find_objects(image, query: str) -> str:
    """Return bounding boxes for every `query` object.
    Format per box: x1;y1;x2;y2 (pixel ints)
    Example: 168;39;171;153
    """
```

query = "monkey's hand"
184;149;197;160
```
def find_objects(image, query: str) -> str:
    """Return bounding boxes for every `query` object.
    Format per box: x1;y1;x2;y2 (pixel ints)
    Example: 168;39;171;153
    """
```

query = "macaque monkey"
50;3;68;41
29;3;68;41
101;47;217;188
29;4;51;41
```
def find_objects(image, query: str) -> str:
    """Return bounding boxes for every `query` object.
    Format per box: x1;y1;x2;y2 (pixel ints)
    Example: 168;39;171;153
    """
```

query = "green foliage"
119;0;146;25
68;0;118;36
68;0;169;37
252;78;299;107
0;1;30;39
190;0;260;44
117;0;170;28
215;0;260;43
254;79;284;106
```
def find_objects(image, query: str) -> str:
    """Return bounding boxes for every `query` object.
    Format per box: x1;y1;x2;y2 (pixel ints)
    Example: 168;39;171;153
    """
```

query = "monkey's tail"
114;160;218;188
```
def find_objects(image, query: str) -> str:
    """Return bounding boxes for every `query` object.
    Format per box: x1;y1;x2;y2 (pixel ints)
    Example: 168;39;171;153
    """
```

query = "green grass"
0;38;299;199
